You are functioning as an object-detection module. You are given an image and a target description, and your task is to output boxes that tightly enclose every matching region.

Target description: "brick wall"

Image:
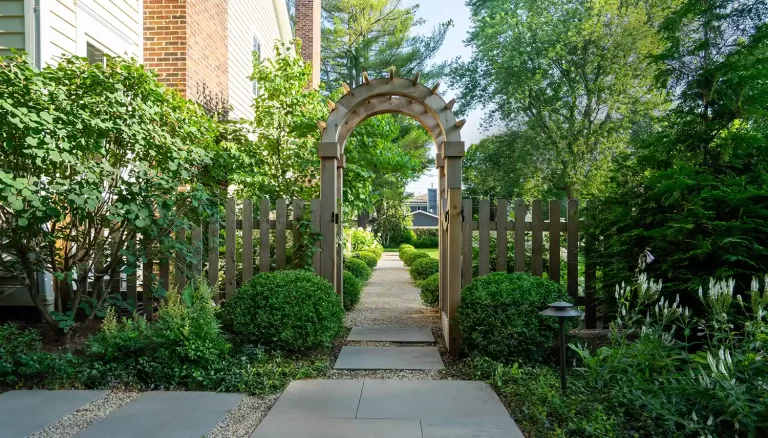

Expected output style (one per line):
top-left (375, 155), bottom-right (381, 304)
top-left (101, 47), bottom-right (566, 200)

top-left (295, 0), bottom-right (320, 88)
top-left (142, 0), bottom-right (228, 102)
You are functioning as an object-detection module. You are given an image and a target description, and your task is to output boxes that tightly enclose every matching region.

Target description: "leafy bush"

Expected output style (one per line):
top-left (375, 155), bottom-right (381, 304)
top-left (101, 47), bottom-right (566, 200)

top-left (214, 352), bottom-right (329, 395)
top-left (342, 271), bottom-right (362, 311)
top-left (221, 270), bottom-right (344, 352)
top-left (403, 250), bottom-right (430, 267)
top-left (410, 257), bottom-right (439, 282)
top-left (349, 228), bottom-right (378, 252)
top-left (398, 245), bottom-right (415, 259)
top-left (367, 245), bottom-right (383, 259)
top-left (418, 273), bottom-right (439, 307)
top-left (458, 272), bottom-right (572, 364)
top-left (0, 323), bottom-right (80, 388)
top-left (87, 282), bottom-right (231, 388)
top-left (344, 257), bottom-right (372, 282)
top-left (352, 251), bottom-right (378, 269)
top-left (413, 237), bottom-right (439, 248)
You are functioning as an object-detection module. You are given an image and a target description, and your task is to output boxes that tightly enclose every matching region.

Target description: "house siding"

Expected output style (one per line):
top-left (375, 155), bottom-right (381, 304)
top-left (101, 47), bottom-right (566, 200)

top-left (227, 0), bottom-right (285, 120)
top-left (0, 0), bottom-right (25, 58)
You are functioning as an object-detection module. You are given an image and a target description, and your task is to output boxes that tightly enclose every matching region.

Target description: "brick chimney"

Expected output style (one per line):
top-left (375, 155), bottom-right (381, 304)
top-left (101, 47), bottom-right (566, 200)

top-left (294, 0), bottom-right (321, 88)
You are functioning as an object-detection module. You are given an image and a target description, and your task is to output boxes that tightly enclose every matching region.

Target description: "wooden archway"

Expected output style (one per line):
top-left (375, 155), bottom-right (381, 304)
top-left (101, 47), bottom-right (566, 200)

top-left (316, 72), bottom-right (465, 352)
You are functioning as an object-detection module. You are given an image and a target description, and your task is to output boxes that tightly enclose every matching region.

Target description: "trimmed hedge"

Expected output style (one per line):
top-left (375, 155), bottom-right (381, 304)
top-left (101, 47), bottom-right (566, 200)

top-left (398, 244), bottom-right (415, 259)
top-left (367, 245), bottom-right (383, 259)
top-left (418, 273), bottom-right (439, 307)
top-left (221, 270), bottom-right (344, 352)
top-left (342, 271), bottom-right (362, 311)
top-left (457, 272), bottom-right (573, 364)
top-left (353, 251), bottom-right (378, 269)
top-left (410, 257), bottom-right (439, 282)
top-left (345, 257), bottom-right (371, 282)
top-left (403, 250), bottom-right (430, 267)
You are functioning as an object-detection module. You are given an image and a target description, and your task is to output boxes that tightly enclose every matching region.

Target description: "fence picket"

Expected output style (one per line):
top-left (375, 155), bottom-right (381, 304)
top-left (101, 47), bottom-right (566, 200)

top-left (549, 200), bottom-right (561, 283)
top-left (225, 197), bottom-right (236, 300)
top-left (207, 222), bottom-right (219, 301)
top-left (293, 200), bottom-right (304, 269)
top-left (142, 259), bottom-right (154, 319)
top-left (478, 199), bottom-right (490, 276)
top-left (276, 199), bottom-right (287, 270)
top-left (514, 199), bottom-right (526, 272)
top-left (461, 199), bottom-right (472, 286)
top-left (159, 257), bottom-right (170, 296)
top-left (191, 225), bottom-right (203, 281)
top-left (175, 228), bottom-right (187, 291)
top-left (242, 199), bottom-right (254, 282)
top-left (260, 198), bottom-right (270, 273)
top-left (531, 200), bottom-right (543, 276)
top-left (310, 199), bottom-right (321, 274)
top-left (496, 199), bottom-right (508, 273)
top-left (567, 199), bottom-right (579, 301)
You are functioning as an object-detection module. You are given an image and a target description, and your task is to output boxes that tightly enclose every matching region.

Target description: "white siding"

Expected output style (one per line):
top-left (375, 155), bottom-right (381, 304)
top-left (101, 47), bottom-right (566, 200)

top-left (0, 0), bottom-right (25, 57)
top-left (228, 0), bottom-right (289, 120)
top-left (39, 0), bottom-right (141, 66)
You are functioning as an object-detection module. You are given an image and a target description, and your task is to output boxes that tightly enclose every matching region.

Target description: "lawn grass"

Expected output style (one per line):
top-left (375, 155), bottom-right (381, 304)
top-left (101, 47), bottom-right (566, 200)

top-left (384, 247), bottom-right (439, 259)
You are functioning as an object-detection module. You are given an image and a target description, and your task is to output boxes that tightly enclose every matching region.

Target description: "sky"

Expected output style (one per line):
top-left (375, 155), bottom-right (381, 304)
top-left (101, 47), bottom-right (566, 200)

top-left (401, 0), bottom-right (489, 196)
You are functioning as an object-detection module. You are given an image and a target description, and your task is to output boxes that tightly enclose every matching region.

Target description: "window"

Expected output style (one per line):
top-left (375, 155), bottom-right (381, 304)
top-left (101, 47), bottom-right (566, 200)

top-left (252, 38), bottom-right (262, 96)
top-left (87, 43), bottom-right (106, 66)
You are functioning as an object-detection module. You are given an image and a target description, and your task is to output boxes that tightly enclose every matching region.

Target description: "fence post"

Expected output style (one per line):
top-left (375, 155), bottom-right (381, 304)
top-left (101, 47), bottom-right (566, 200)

top-left (461, 198), bottom-right (472, 287)
top-left (310, 199), bottom-right (321, 274)
top-left (531, 200), bottom-right (544, 276)
top-left (191, 225), bottom-right (203, 284)
top-left (549, 200), bottom-right (561, 283)
top-left (260, 198), bottom-right (270, 274)
top-left (293, 199), bottom-right (305, 269)
top-left (514, 199), bottom-right (526, 272)
top-left (276, 199), bottom-right (287, 270)
top-left (225, 197), bottom-right (236, 300)
top-left (567, 199), bottom-right (579, 302)
top-left (175, 228), bottom-right (187, 291)
top-left (478, 199), bottom-right (490, 276)
top-left (496, 199), bottom-right (508, 272)
top-left (142, 257), bottom-right (154, 319)
top-left (207, 221), bottom-right (219, 302)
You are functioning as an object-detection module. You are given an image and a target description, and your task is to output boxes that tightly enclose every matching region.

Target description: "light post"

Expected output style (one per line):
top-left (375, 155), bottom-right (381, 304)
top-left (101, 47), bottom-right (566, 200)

top-left (540, 301), bottom-right (583, 392)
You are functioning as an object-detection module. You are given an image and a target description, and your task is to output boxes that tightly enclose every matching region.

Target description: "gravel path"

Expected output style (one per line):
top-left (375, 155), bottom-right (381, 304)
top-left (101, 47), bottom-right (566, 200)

top-left (206, 394), bottom-right (278, 438)
top-left (345, 252), bottom-right (438, 328)
top-left (28, 390), bottom-right (140, 438)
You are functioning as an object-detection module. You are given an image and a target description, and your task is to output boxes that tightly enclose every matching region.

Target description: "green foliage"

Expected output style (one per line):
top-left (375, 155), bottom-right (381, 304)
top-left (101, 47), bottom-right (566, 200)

top-left (86, 282), bottom-right (230, 389)
top-left (342, 271), bottom-right (363, 311)
top-left (0, 323), bottom-right (80, 389)
top-left (418, 273), bottom-right (439, 307)
top-left (402, 250), bottom-right (430, 267)
top-left (371, 194), bottom-right (416, 247)
top-left (213, 353), bottom-right (329, 395)
top-left (221, 270), bottom-right (344, 352)
top-left (0, 53), bottom-right (228, 332)
top-left (344, 257), bottom-right (372, 282)
top-left (349, 228), bottom-right (377, 252)
top-left (352, 251), bottom-right (378, 269)
top-left (458, 273), bottom-right (573, 364)
top-left (398, 243), bottom-right (415, 253)
top-left (454, 0), bottom-right (671, 198)
top-left (409, 257), bottom-right (439, 282)
top-left (412, 229), bottom-right (438, 248)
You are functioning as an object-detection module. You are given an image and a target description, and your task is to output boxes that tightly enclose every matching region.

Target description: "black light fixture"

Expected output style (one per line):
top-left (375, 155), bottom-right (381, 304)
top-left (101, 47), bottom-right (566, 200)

top-left (540, 301), bottom-right (583, 392)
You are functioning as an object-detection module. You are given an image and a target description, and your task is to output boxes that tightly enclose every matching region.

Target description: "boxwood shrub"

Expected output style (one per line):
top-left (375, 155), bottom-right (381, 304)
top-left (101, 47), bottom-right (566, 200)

top-left (457, 272), bottom-right (574, 364)
top-left (344, 257), bottom-right (371, 282)
top-left (403, 250), bottom-right (430, 267)
top-left (353, 251), bottom-right (378, 269)
top-left (418, 273), bottom-right (439, 307)
top-left (410, 257), bottom-right (439, 282)
top-left (342, 271), bottom-right (362, 311)
top-left (221, 270), bottom-right (344, 352)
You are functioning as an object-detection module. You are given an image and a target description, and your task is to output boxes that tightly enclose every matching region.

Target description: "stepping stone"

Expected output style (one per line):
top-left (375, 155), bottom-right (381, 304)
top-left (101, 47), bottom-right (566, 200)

top-left (74, 391), bottom-right (243, 438)
top-left (347, 326), bottom-right (434, 343)
top-left (267, 380), bottom-right (363, 418)
top-left (252, 416), bottom-right (422, 438)
top-left (0, 390), bottom-right (107, 438)
top-left (421, 418), bottom-right (525, 438)
top-left (334, 346), bottom-right (444, 370)
top-left (356, 380), bottom-right (510, 420)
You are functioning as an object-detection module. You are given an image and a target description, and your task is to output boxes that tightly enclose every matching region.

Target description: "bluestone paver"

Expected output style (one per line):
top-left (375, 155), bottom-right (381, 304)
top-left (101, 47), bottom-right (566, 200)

top-left (334, 346), bottom-right (444, 370)
top-left (0, 390), bottom-right (107, 438)
top-left (251, 416), bottom-right (422, 438)
top-left (356, 380), bottom-right (510, 420)
top-left (347, 326), bottom-right (434, 342)
top-left (73, 391), bottom-right (243, 438)
top-left (421, 418), bottom-right (524, 438)
top-left (266, 380), bottom-right (363, 418)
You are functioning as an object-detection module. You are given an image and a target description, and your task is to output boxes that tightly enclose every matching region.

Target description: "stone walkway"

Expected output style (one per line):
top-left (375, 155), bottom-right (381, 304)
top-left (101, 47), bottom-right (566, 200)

top-left (0, 253), bottom-right (523, 437)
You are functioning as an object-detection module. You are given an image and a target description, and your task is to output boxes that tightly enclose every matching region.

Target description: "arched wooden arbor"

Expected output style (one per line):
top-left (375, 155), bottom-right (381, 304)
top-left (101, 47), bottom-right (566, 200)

top-left (316, 72), bottom-right (465, 352)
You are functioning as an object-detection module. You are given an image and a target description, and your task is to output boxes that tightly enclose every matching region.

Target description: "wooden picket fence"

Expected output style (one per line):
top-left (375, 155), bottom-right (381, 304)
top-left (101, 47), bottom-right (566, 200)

top-left (461, 199), bottom-right (597, 328)
top-left (128, 198), bottom-right (320, 318)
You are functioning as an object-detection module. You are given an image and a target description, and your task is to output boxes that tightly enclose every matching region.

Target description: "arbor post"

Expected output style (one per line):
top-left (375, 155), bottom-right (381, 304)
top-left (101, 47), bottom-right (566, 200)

top-left (443, 141), bottom-right (464, 353)
top-left (336, 154), bottom-right (346, 298)
top-left (318, 142), bottom-right (339, 293)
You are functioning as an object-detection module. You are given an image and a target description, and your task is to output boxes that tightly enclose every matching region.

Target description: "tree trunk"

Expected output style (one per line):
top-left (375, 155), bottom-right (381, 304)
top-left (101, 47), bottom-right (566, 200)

top-left (357, 211), bottom-right (369, 228)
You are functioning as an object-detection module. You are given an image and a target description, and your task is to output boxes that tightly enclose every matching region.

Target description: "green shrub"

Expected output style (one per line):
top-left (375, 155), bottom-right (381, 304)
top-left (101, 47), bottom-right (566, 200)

top-left (349, 228), bottom-right (377, 252)
top-left (353, 251), bottom-right (378, 269)
top-left (221, 270), bottom-right (344, 352)
top-left (0, 323), bottom-right (81, 388)
top-left (342, 271), bottom-right (362, 310)
top-left (399, 245), bottom-right (415, 259)
top-left (344, 257), bottom-right (371, 281)
top-left (410, 257), bottom-right (439, 282)
top-left (458, 272), bottom-right (572, 364)
top-left (418, 273), bottom-right (439, 307)
top-left (399, 243), bottom-right (415, 251)
top-left (367, 245), bottom-right (383, 259)
top-left (403, 250), bottom-right (430, 267)
top-left (87, 282), bottom-right (231, 388)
